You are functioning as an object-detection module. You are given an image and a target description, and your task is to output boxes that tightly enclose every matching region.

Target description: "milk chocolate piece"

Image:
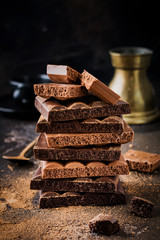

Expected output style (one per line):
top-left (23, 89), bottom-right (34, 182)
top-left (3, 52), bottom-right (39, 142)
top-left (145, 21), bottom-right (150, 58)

top-left (39, 181), bottom-right (126, 208)
top-left (81, 70), bottom-right (120, 104)
top-left (45, 122), bottom-right (133, 148)
top-left (42, 155), bottom-right (129, 179)
top-left (30, 166), bottom-right (119, 192)
top-left (47, 65), bottom-right (81, 83)
top-left (125, 149), bottom-right (160, 172)
top-left (130, 196), bottom-right (154, 218)
top-left (34, 133), bottom-right (121, 161)
top-left (89, 214), bottom-right (120, 236)
top-left (34, 83), bottom-right (87, 100)
top-left (35, 95), bottom-right (131, 123)
top-left (36, 115), bottom-right (124, 134)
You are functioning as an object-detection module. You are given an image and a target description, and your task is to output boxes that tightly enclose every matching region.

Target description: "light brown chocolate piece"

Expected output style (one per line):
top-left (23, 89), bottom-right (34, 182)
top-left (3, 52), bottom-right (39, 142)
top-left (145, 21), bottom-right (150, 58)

top-left (45, 122), bottom-right (133, 148)
top-left (30, 166), bottom-right (119, 192)
top-left (81, 70), bottom-right (120, 104)
top-left (125, 149), bottom-right (160, 172)
top-left (47, 65), bottom-right (81, 83)
top-left (34, 133), bottom-right (121, 161)
top-left (34, 83), bottom-right (87, 100)
top-left (34, 95), bottom-right (131, 123)
top-left (36, 115), bottom-right (124, 134)
top-left (41, 154), bottom-right (129, 179)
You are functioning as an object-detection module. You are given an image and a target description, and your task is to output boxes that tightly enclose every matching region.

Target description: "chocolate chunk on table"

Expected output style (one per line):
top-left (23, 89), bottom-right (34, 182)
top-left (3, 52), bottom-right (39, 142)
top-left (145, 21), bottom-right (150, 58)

top-left (30, 166), bottom-right (119, 192)
top-left (39, 181), bottom-right (126, 208)
top-left (88, 213), bottom-right (120, 236)
top-left (47, 65), bottom-right (81, 83)
top-left (41, 155), bottom-right (129, 179)
top-left (36, 115), bottom-right (124, 134)
top-left (44, 122), bottom-right (133, 148)
top-left (125, 149), bottom-right (160, 172)
top-left (130, 196), bottom-right (154, 218)
top-left (34, 133), bottom-right (121, 161)
top-left (34, 95), bottom-right (131, 123)
top-left (81, 70), bottom-right (120, 104)
top-left (34, 83), bottom-right (87, 100)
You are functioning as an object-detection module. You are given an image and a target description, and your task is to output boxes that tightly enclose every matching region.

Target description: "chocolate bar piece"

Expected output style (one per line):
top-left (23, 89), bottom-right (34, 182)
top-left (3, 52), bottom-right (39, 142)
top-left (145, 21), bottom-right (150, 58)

top-left (30, 166), bottom-right (119, 193)
top-left (34, 133), bottom-right (121, 161)
top-left (130, 196), bottom-right (154, 218)
top-left (36, 115), bottom-right (124, 134)
top-left (41, 155), bottom-right (129, 179)
top-left (45, 122), bottom-right (133, 148)
top-left (88, 214), bottom-right (120, 236)
top-left (35, 95), bottom-right (131, 123)
top-left (125, 149), bottom-right (160, 172)
top-left (39, 181), bottom-right (126, 208)
top-left (47, 65), bottom-right (81, 83)
top-left (34, 83), bottom-right (87, 100)
top-left (81, 70), bottom-right (120, 104)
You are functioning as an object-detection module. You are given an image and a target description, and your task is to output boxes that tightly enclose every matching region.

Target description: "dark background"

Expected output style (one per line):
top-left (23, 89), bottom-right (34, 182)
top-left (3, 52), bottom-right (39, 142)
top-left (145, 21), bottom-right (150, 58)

top-left (0, 0), bottom-right (160, 93)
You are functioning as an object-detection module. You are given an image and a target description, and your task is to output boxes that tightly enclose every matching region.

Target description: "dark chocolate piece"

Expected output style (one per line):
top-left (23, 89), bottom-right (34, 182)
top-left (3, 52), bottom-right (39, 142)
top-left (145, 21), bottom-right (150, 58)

top-left (39, 181), bottom-right (126, 208)
top-left (47, 65), bottom-right (81, 83)
top-left (36, 115), bottom-right (124, 134)
top-left (130, 196), bottom-right (154, 218)
top-left (34, 95), bottom-right (131, 123)
top-left (34, 133), bottom-right (121, 161)
top-left (41, 155), bottom-right (129, 179)
top-left (34, 83), bottom-right (87, 100)
top-left (125, 149), bottom-right (160, 173)
top-left (81, 70), bottom-right (120, 104)
top-left (88, 213), bottom-right (120, 236)
top-left (45, 122), bottom-right (133, 148)
top-left (30, 166), bottom-right (119, 192)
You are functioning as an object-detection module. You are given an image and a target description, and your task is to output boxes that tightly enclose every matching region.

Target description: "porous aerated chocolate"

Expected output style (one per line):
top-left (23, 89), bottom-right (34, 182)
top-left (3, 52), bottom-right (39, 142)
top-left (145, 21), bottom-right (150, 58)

top-left (36, 115), bottom-right (124, 134)
top-left (130, 196), bottom-right (154, 218)
top-left (125, 149), bottom-right (160, 172)
top-left (34, 83), bottom-right (87, 100)
top-left (34, 95), bottom-right (131, 123)
top-left (45, 122), bottom-right (133, 148)
top-left (41, 155), bottom-right (129, 179)
top-left (30, 166), bottom-right (119, 193)
top-left (81, 70), bottom-right (120, 104)
top-left (47, 65), bottom-right (81, 83)
top-left (39, 181), bottom-right (126, 208)
top-left (33, 133), bottom-right (121, 161)
top-left (88, 213), bottom-right (120, 236)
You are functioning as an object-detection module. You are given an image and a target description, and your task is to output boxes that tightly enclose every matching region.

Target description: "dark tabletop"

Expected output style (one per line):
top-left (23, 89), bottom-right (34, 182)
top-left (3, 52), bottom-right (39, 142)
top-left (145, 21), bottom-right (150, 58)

top-left (0, 113), bottom-right (160, 240)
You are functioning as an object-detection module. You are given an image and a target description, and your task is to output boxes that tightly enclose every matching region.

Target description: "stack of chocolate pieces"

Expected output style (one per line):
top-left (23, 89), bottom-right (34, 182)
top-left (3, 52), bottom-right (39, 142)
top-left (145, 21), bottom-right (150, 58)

top-left (30, 65), bottom-right (134, 208)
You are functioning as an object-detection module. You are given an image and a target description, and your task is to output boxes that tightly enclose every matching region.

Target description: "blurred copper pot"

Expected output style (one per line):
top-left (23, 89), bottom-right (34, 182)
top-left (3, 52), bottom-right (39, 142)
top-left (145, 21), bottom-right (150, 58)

top-left (109, 47), bottom-right (159, 124)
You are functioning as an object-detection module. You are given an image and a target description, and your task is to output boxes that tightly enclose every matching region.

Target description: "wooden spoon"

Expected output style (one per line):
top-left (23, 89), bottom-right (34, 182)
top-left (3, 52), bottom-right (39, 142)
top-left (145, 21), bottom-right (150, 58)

top-left (2, 138), bottom-right (37, 161)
